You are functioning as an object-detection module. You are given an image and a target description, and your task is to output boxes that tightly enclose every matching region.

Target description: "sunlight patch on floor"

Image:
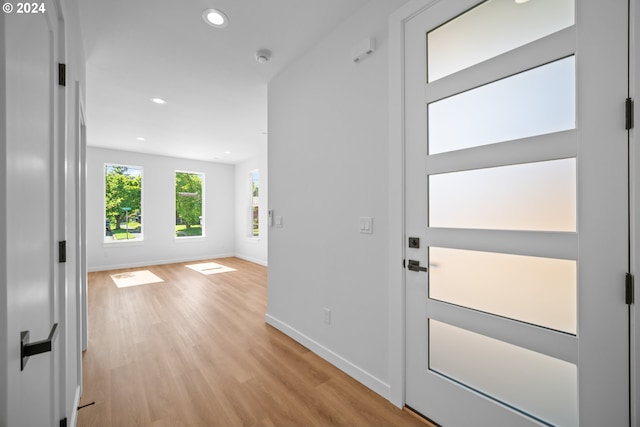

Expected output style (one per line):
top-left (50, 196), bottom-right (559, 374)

top-left (185, 262), bottom-right (237, 275)
top-left (110, 270), bottom-right (164, 288)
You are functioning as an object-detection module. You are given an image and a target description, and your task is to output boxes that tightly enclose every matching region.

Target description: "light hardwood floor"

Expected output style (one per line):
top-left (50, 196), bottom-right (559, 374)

top-left (78, 258), bottom-right (434, 427)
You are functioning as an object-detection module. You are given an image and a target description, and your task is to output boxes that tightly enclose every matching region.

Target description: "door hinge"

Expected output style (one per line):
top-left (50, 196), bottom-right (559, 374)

top-left (58, 63), bottom-right (66, 87)
top-left (625, 98), bottom-right (634, 130)
top-left (626, 273), bottom-right (634, 305)
top-left (60, 417), bottom-right (67, 427)
top-left (58, 240), bottom-right (66, 263)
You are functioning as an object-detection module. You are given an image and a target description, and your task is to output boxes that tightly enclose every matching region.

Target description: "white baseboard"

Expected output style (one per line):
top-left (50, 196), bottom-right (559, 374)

top-left (264, 314), bottom-right (391, 401)
top-left (88, 253), bottom-right (237, 272)
top-left (235, 254), bottom-right (268, 266)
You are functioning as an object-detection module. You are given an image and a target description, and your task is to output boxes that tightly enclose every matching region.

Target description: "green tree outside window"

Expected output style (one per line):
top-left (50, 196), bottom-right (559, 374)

top-left (250, 171), bottom-right (259, 237)
top-left (176, 171), bottom-right (204, 237)
top-left (105, 165), bottom-right (142, 241)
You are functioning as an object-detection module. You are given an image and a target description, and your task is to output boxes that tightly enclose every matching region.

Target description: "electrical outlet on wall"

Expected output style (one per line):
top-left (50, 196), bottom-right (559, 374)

top-left (323, 308), bottom-right (331, 325)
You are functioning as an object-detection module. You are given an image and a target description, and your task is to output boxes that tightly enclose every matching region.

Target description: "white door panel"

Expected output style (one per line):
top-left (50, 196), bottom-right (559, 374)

top-left (3, 1), bottom-right (62, 425)
top-left (404, 0), bottom-right (629, 426)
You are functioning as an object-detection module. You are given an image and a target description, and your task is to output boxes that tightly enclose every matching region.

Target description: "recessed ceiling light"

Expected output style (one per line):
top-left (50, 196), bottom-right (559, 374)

top-left (136, 137), bottom-right (146, 141)
top-left (151, 97), bottom-right (167, 105)
top-left (202, 9), bottom-right (229, 28)
top-left (224, 151), bottom-right (231, 154)
top-left (514, 0), bottom-right (530, 3)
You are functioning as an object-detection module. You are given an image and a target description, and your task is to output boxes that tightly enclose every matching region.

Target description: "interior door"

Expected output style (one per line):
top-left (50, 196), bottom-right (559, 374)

top-left (404, 0), bottom-right (630, 426)
top-left (3, 0), bottom-right (62, 424)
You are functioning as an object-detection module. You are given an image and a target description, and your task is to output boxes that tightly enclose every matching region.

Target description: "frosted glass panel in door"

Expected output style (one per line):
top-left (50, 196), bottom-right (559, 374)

top-left (429, 158), bottom-right (576, 231)
top-left (427, 0), bottom-right (574, 82)
top-left (430, 320), bottom-right (578, 427)
top-left (428, 56), bottom-right (575, 154)
top-left (429, 247), bottom-right (576, 333)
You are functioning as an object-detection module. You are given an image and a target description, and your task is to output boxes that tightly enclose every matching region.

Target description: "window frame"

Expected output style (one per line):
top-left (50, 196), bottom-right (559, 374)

top-left (174, 169), bottom-right (205, 240)
top-left (103, 163), bottom-right (144, 246)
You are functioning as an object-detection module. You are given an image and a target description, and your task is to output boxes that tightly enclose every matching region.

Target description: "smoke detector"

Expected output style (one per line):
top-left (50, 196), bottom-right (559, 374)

top-left (256, 49), bottom-right (271, 64)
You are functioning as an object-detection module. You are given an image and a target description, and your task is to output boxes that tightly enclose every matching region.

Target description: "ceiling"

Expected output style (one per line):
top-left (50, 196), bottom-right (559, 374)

top-left (77, 0), bottom-right (370, 164)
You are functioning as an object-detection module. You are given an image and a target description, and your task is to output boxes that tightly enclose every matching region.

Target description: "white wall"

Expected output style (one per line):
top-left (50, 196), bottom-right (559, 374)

top-left (266, 0), bottom-right (409, 400)
top-left (87, 147), bottom-right (236, 271)
top-left (235, 146), bottom-right (268, 266)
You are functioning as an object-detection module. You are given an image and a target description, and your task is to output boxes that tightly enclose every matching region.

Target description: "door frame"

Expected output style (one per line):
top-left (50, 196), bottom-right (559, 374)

top-left (632, 0), bottom-right (640, 424)
top-left (0, 11), bottom-right (7, 422)
top-left (74, 81), bottom-right (88, 397)
top-left (388, 0), bottom-right (639, 424)
top-left (388, 0), bottom-right (437, 409)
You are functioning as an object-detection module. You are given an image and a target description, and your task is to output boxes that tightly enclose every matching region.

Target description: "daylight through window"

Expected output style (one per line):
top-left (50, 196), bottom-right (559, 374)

top-left (250, 170), bottom-right (259, 237)
top-left (104, 164), bottom-right (143, 243)
top-left (176, 171), bottom-right (204, 238)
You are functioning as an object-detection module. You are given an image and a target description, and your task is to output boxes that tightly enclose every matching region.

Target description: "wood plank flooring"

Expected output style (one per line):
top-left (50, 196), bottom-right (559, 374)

top-left (78, 258), bottom-right (434, 427)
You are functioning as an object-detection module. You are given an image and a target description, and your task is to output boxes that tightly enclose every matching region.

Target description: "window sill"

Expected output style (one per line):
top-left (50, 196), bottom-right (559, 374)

top-left (175, 235), bottom-right (206, 242)
top-left (103, 239), bottom-right (145, 248)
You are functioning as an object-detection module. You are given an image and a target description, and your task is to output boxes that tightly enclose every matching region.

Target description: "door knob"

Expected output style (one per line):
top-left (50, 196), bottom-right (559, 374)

top-left (407, 260), bottom-right (428, 272)
top-left (20, 323), bottom-right (58, 371)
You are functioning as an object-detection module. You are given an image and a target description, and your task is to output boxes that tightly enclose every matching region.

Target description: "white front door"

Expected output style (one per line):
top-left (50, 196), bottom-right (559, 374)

top-left (404, 0), bottom-right (630, 426)
top-left (2, 0), bottom-right (63, 424)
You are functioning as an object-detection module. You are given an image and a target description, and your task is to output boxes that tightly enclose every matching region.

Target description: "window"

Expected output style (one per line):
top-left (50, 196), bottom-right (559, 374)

top-left (175, 171), bottom-right (204, 238)
top-left (249, 170), bottom-right (259, 237)
top-left (104, 164), bottom-right (143, 243)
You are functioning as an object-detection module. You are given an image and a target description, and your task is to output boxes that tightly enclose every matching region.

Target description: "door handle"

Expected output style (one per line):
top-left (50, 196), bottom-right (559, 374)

top-left (407, 260), bottom-right (428, 272)
top-left (20, 323), bottom-right (58, 371)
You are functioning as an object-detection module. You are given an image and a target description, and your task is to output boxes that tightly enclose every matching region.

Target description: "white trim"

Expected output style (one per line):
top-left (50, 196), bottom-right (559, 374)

top-left (0, 9), bottom-right (8, 423)
top-left (264, 314), bottom-right (391, 400)
top-left (68, 385), bottom-right (80, 427)
top-left (53, 0), bottom-right (66, 420)
top-left (388, 0), bottom-right (410, 410)
top-left (87, 253), bottom-right (236, 272)
top-left (631, 1), bottom-right (639, 425)
top-left (74, 82), bottom-right (88, 407)
top-left (102, 239), bottom-right (145, 247)
top-left (235, 254), bottom-right (268, 267)
top-left (174, 235), bottom-right (206, 242)
top-left (388, 0), bottom-right (445, 410)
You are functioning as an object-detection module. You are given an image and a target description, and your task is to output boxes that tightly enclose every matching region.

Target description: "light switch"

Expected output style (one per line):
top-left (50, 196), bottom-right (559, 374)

top-left (359, 217), bottom-right (373, 234)
top-left (275, 215), bottom-right (283, 228)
